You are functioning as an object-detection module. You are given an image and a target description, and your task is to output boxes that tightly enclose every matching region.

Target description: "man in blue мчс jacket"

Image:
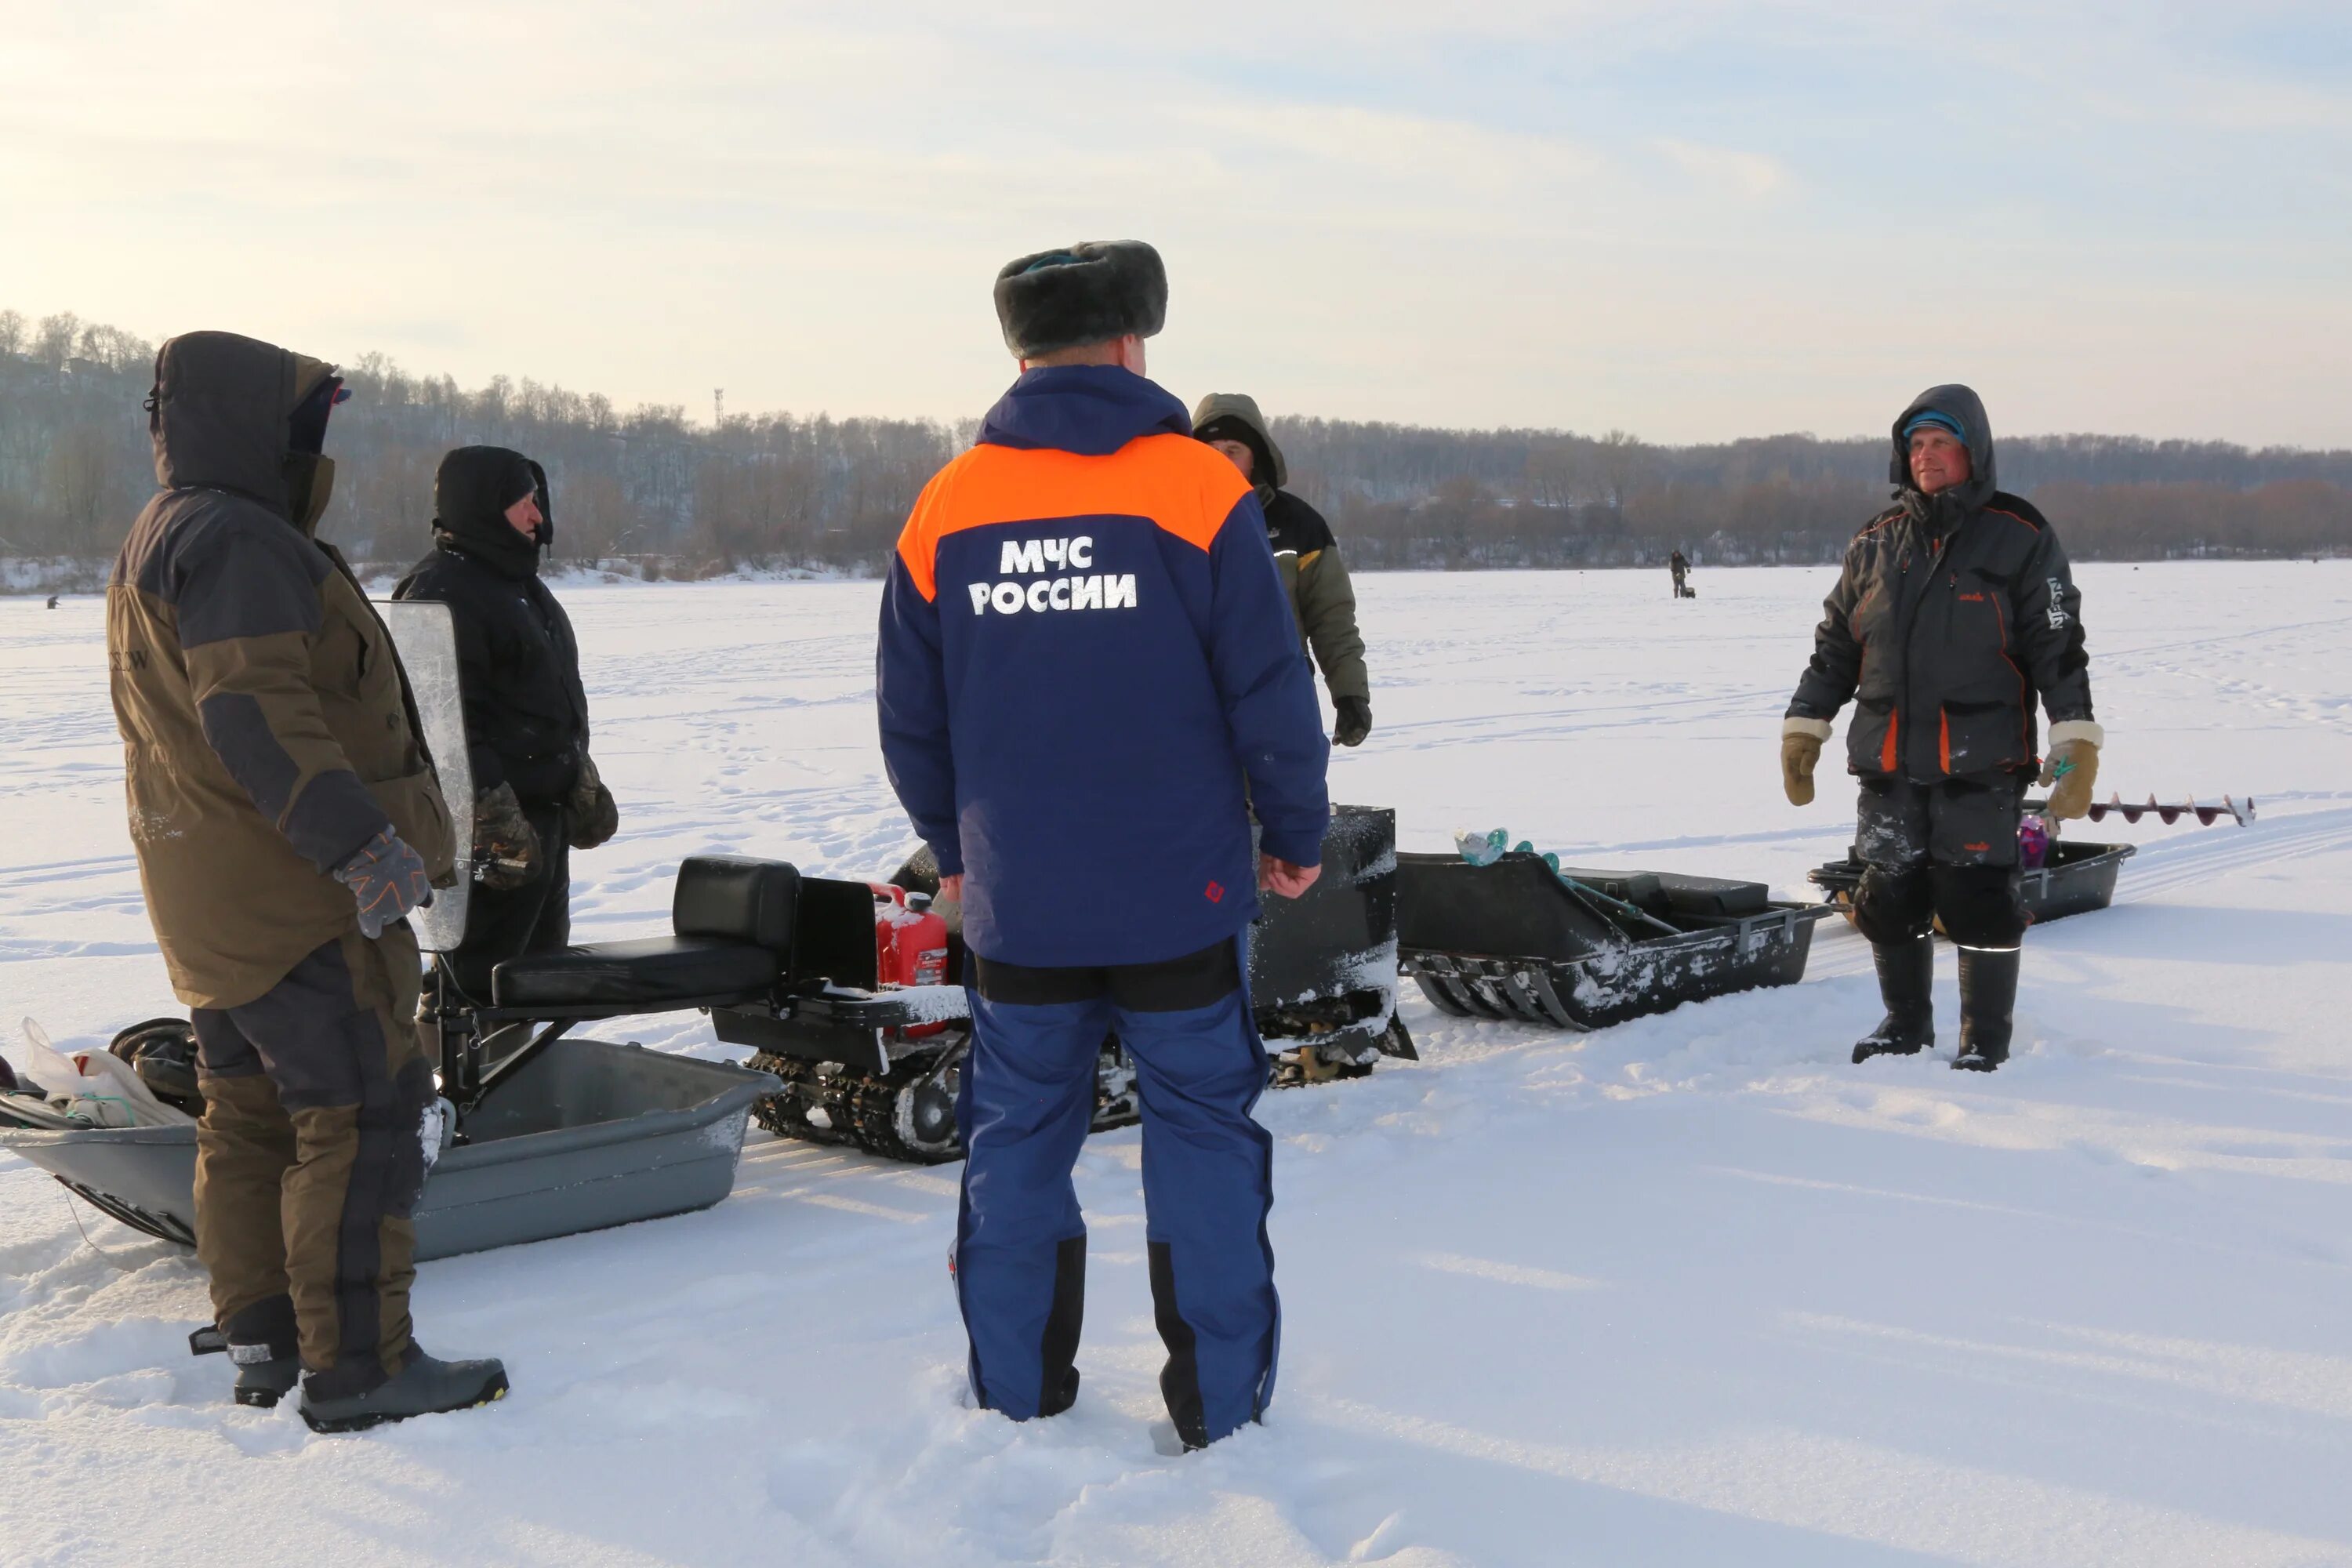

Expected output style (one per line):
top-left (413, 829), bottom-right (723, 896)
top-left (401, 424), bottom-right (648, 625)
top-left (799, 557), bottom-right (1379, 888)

top-left (876, 241), bottom-right (1330, 1449)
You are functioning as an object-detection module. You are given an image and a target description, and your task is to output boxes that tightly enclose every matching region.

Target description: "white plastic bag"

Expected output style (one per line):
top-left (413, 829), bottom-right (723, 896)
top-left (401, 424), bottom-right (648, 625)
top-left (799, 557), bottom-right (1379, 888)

top-left (5, 1018), bottom-right (198, 1128)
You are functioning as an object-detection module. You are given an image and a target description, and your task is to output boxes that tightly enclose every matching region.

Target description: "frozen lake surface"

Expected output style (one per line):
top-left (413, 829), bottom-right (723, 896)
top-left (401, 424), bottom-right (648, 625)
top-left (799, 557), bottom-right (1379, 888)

top-left (4, 561), bottom-right (2350, 1566)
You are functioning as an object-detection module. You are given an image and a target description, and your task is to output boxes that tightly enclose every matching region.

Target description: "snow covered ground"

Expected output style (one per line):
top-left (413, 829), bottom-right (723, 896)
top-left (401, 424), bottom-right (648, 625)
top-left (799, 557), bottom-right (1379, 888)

top-left (5, 562), bottom-right (2351, 1567)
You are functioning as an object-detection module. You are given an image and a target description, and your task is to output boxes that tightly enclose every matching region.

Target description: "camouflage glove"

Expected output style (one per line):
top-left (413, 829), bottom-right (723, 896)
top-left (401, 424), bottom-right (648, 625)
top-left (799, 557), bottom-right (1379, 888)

top-left (2039, 721), bottom-right (2103, 821)
top-left (472, 782), bottom-right (540, 891)
top-left (334, 828), bottom-right (434, 939)
top-left (567, 753), bottom-right (619, 850)
top-left (1333, 696), bottom-right (1373, 749)
top-left (1781, 717), bottom-right (1832, 807)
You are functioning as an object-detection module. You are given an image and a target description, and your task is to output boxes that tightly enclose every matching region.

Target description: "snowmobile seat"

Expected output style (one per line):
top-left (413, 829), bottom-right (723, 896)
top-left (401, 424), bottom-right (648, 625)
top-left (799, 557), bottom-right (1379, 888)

top-left (489, 855), bottom-right (804, 1013)
top-left (490, 937), bottom-right (780, 1011)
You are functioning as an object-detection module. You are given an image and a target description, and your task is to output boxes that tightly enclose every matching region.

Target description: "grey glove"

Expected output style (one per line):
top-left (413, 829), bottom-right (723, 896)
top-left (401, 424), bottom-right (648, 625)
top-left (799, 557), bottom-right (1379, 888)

top-left (567, 753), bottom-right (619, 851)
top-left (472, 782), bottom-right (541, 891)
top-left (334, 828), bottom-right (434, 938)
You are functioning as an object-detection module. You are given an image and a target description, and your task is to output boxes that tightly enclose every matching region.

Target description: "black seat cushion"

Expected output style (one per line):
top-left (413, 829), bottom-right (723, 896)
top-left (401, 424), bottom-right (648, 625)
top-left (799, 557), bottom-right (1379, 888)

top-left (492, 936), bottom-right (779, 1011)
top-left (1651, 873), bottom-right (1769, 918)
top-left (673, 856), bottom-right (800, 950)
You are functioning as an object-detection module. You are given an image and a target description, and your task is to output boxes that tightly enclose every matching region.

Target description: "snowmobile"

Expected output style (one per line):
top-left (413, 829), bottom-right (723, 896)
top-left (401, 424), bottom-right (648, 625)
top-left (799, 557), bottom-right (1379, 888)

top-left (1396, 843), bottom-right (1836, 1029)
top-left (725, 804), bottom-right (1414, 1163)
top-left (1, 601), bottom-right (782, 1259)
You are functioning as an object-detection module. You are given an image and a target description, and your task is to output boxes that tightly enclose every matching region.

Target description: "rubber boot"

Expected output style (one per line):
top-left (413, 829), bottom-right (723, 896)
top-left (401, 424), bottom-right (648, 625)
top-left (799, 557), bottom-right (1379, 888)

top-left (299, 1349), bottom-right (510, 1434)
top-left (200, 1294), bottom-right (303, 1409)
top-left (1853, 935), bottom-right (1936, 1064)
top-left (1952, 946), bottom-right (2020, 1072)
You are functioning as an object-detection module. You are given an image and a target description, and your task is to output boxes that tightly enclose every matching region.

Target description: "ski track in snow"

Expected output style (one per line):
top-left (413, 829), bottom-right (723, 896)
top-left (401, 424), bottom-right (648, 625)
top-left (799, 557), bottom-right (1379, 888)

top-left (5, 563), bottom-right (2352, 1567)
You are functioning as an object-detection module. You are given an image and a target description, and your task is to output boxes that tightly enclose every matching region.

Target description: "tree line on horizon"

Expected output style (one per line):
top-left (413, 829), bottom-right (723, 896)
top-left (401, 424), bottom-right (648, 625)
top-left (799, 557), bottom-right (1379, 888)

top-left (4, 308), bottom-right (2347, 583)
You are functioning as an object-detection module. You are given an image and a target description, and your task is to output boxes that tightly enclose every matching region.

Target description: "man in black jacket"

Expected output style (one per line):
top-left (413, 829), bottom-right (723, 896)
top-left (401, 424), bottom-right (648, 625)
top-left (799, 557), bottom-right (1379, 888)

top-left (1780, 386), bottom-right (2101, 1072)
top-left (393, 447), bottom-right (617, 1000)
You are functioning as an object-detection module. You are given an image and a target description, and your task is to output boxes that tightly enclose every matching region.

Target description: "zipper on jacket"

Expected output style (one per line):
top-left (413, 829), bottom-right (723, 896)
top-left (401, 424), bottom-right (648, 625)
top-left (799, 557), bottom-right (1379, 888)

top-left (1895, 521), bottom-right (1953, 780)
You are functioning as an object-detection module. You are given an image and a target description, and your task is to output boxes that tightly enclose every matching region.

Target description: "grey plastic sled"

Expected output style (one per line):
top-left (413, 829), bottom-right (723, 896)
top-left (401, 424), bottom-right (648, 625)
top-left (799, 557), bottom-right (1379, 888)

top-left (1396, 853), bottom-right (1837, 1030)
top-left (0, 1041), bottom-right (778, 1259)
top-left (0, 599), bottom-right (776, 1257)
top-left (1806, 839), bottom-right (2137, 928)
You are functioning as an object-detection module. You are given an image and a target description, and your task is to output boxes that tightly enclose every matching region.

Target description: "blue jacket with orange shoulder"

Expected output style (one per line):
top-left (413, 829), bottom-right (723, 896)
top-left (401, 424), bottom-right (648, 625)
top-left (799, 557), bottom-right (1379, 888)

top-left (877, 365), bottom-right (1331, 967)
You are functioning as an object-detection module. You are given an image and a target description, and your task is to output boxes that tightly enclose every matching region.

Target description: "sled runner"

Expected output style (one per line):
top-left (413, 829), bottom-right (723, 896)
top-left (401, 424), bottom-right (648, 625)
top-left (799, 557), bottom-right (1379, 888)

top-left (1396, 852), bottom-right (1835, 1029)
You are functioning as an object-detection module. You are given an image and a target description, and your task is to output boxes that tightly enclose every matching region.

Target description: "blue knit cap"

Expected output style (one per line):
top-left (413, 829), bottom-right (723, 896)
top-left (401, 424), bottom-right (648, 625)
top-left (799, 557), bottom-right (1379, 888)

top-left (1904, 410), bottom-right (1965, 442)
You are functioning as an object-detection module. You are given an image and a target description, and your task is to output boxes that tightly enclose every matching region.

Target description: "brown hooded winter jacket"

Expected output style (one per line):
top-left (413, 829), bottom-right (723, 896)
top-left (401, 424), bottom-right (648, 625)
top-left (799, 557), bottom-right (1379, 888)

top-left (108, 332), bottom-right (456, 1008)
top-left (1190, 393), bottom-right (1370, 704)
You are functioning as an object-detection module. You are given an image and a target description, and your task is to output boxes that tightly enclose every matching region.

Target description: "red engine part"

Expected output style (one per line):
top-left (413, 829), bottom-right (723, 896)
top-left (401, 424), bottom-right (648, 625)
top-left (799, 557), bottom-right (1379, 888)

top-left (870, 883), bottom-right (951, 1036)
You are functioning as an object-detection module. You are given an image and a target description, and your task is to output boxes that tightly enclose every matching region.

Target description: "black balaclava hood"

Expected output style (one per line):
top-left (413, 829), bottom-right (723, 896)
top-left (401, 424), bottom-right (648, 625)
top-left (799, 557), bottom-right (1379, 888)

top-left (147, 331), bottom-right (342, 532)
top-left (1890, 383), bottom-right (1997, 522)
top-left (433, 445), bottom-right (548, 578)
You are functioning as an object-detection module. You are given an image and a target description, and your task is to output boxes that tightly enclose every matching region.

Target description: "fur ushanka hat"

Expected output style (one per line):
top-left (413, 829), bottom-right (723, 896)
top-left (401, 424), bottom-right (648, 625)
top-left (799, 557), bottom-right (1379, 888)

top-left (993, 241), bottom-right (1167, 358)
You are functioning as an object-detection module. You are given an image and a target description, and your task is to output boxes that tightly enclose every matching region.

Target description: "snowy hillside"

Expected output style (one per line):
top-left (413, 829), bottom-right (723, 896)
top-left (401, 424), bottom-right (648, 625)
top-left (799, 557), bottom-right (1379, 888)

top-left (5, 563), bottom-right (2350, 1567)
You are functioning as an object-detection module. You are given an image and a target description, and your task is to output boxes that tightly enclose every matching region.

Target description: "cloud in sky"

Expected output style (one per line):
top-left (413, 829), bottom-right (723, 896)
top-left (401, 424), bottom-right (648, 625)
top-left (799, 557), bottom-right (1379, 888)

top-left (3, 0), bottom-right (2347, 445)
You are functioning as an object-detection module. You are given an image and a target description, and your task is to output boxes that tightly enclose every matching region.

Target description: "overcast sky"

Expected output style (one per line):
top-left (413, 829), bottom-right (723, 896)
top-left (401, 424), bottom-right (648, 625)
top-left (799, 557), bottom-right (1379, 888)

top-left (6, 2), bottom-right (2347, 446)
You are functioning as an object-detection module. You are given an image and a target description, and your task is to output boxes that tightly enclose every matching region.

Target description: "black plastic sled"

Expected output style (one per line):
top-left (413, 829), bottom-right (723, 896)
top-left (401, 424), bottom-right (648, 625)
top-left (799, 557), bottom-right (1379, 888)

top-left (1396, 853), bottom-right (1836, 1030)
top-left (725, 805), bottom-right (1414, 1163)
top-left (1806, 839), bottom-right (2136, 928)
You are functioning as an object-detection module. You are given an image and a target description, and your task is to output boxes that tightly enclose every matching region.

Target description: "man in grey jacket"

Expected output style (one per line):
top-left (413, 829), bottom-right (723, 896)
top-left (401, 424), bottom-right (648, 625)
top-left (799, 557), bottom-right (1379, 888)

top-left (1780, 385), bottom-right (2101, 1072)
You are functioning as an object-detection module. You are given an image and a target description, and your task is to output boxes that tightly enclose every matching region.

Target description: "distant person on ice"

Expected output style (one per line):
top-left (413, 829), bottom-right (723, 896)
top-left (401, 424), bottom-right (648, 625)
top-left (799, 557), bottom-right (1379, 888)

top-left (392, 448), bottom-right (618, 1005)
top-left (1669, 549), bottom-right (1690, 597)
top-left (877, 241), bottom-right (1330, 1448)
top-left (106, 332), bottom-right (506, 1429)
top-left (1192, 394), bottom-right (1374, 748)
top-left (1780, 385), bottom-right (2100, 1071)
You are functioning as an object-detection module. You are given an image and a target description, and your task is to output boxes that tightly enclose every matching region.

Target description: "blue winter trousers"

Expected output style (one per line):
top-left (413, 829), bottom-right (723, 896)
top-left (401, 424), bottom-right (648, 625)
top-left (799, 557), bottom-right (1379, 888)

top-left (953, 936), bottom-right (1277, 1448)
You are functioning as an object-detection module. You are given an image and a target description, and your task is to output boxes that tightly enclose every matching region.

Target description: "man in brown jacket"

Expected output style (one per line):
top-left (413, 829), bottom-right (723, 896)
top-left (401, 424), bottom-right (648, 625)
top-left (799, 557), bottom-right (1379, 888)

top-left (108, 331), bottom-right (506, 1432)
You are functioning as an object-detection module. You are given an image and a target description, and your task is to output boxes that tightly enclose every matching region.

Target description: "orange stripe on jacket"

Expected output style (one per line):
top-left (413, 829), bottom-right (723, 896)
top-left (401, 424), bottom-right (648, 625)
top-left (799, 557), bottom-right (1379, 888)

top-left (895, 434), bottom-right (1251, 604)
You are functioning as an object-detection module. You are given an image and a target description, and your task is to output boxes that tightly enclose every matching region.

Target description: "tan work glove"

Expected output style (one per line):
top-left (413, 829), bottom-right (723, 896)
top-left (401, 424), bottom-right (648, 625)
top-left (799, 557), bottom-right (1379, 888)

top-left (2039, 720), bottom-right (2103, 820)
top-left (568, 753), bottom-right (620, 850)
top-left (1781, 717), bottom-right (1833, 806)
top-left (473, 782), bottom-right (541, 891)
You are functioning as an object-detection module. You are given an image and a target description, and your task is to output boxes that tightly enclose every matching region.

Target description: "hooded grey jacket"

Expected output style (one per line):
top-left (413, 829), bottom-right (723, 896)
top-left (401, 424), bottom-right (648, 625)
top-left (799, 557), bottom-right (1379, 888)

top-left (1788, 384), bottom-right (2094, 782)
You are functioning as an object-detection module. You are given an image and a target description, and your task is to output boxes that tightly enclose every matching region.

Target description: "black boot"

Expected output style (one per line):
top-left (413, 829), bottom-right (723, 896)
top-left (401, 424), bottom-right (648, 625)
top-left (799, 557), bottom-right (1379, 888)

top-left (1952, 946), bottom-right (2020, 1072)
top-left (1853, 935), bottom-right (1936, 1063)
top-left (299, 1348), bottom-right (510, 1434)
top-left (192, 1294), bottom-right (303, 1408)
